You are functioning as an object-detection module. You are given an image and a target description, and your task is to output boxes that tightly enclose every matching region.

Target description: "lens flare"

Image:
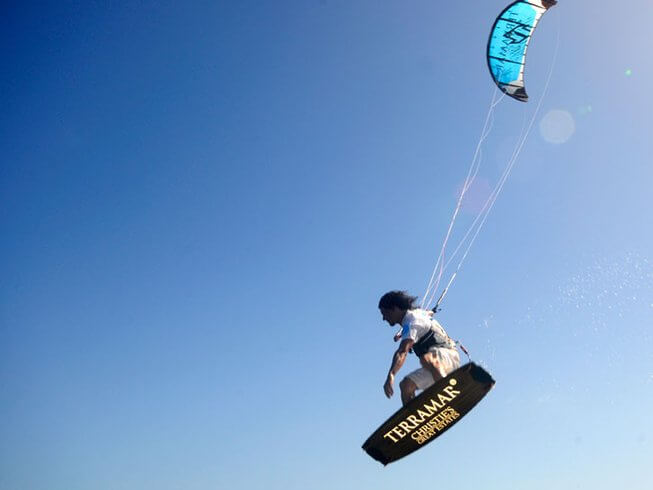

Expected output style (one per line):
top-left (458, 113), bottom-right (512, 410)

top-left (539, 109), bottom-right (575, 144)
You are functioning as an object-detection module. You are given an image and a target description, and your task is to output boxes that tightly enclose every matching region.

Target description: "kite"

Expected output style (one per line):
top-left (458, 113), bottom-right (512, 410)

top-left (487, 0), bottom-right (558, 102)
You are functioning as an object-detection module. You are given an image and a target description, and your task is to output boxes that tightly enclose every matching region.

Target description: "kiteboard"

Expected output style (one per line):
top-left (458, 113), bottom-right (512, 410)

top-left (362, 362), bottom-right (495, 465)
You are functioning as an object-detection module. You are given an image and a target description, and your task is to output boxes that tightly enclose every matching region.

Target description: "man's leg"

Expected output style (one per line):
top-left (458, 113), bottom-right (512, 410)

top-left (399, 377), bottom-right (418, 406)
top-left (420, 352), bottom-right (447, 382)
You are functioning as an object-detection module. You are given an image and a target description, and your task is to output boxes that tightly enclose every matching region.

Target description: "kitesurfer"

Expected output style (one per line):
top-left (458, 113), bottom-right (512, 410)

top-left (379, 291), bottom-right (460, 406)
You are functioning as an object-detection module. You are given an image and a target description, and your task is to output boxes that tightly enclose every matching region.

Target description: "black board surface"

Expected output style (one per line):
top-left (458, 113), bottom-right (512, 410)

top-left (362, 362), bottom-right (495, 465)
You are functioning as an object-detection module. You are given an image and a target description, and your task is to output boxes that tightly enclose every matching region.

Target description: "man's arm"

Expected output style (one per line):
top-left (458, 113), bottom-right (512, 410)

top-left (384, 338), bottom-right (414, 398)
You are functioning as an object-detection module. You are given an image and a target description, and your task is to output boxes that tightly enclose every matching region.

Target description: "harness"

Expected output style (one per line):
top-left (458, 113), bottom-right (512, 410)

top-left (412, 329), bottom-right (452, 357)
top-left (398, 310), bottom-right (471, 361)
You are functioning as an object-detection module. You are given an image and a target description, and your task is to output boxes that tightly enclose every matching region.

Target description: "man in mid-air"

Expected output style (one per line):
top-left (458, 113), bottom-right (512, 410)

top-left (379, 290), bottom-right (460, 405)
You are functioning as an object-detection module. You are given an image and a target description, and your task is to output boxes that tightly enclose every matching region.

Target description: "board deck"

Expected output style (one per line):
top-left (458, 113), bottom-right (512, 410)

top-left (362, 362), bottom-right (495, 465)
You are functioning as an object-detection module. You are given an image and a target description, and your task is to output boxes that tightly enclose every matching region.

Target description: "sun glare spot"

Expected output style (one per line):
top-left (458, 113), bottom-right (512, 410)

top-left (540, 109), bottom-right (575, 144)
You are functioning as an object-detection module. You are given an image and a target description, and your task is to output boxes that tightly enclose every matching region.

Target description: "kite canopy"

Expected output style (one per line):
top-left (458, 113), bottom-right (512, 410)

top-left (487, 0), bottom-right (557, 102)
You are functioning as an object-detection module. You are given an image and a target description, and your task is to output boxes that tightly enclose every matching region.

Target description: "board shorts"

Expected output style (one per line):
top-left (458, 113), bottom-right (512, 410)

top-left (405, 346), bottom-right (461, 390)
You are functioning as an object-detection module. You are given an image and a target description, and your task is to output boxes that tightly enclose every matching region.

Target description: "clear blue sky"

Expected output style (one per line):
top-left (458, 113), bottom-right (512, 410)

top-left (2, 1), bottom-right (652, 489)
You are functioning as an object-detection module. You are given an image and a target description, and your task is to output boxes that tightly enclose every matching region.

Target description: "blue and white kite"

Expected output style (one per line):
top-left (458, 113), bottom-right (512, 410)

top-left (487, 0), bottom-right (557, 102)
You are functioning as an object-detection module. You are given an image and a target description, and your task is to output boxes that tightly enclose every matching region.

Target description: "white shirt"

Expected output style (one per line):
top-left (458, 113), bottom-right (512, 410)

top-left (400, 308), bottom-right (454, 348)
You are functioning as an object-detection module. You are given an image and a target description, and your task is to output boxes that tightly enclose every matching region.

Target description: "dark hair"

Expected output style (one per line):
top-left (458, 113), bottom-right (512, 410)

top-left (378, 290), bottom-right (418, 310)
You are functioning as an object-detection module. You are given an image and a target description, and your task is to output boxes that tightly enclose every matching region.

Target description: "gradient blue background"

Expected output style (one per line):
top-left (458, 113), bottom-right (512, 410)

top-left (2, 1), bottom-right (652, 489)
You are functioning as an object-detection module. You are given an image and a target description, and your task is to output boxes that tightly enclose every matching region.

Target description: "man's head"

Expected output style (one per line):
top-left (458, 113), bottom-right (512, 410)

top-left (378, 290), bottom-right (417, 326)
